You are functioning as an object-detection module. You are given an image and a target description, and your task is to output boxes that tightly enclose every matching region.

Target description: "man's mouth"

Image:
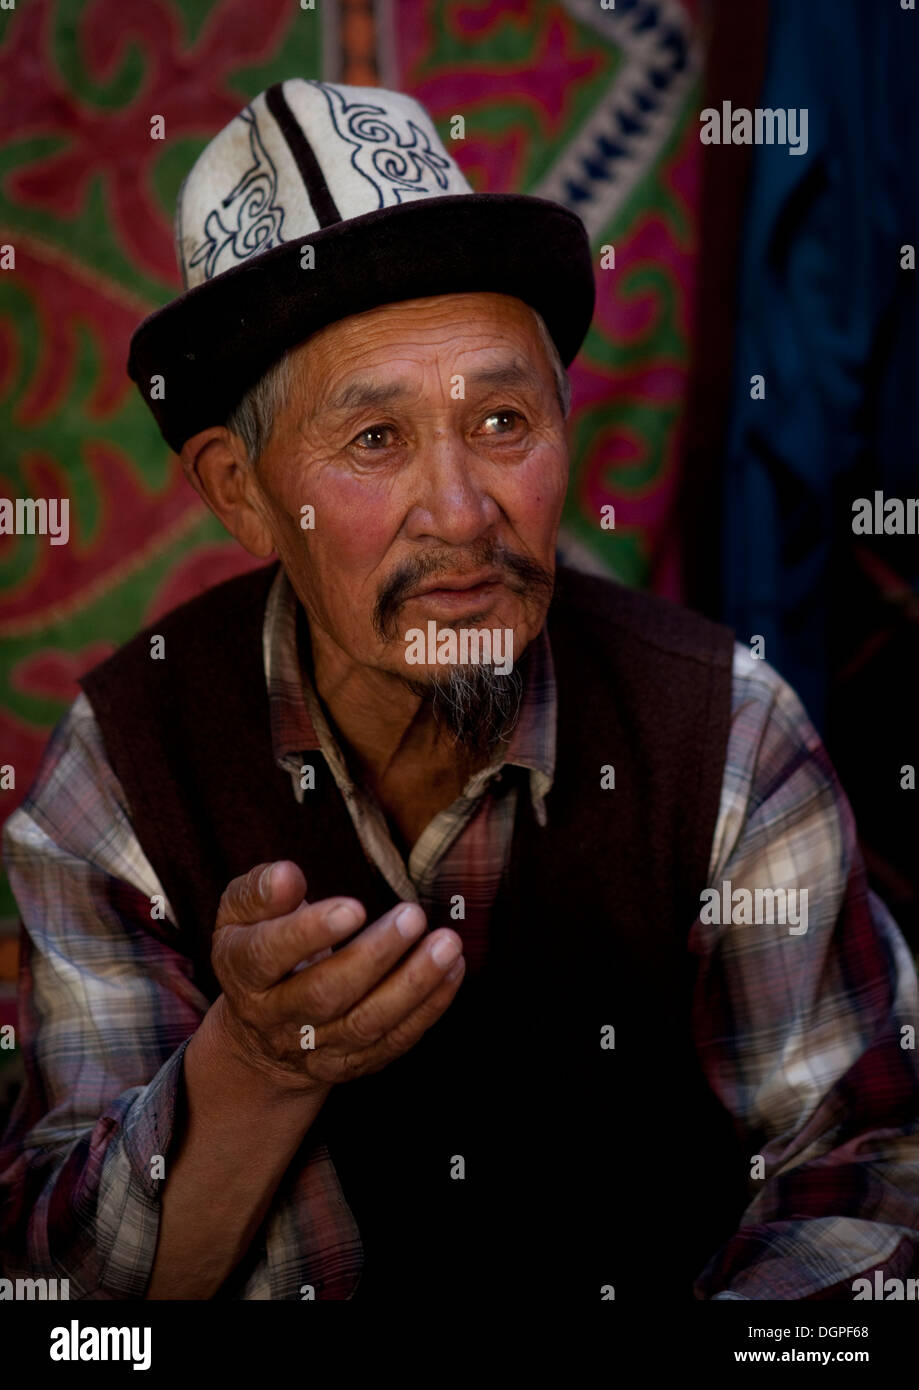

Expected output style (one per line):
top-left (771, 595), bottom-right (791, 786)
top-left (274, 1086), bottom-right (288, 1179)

top-left (407, 572), bottom-right (504, 615)
top-left (410, 570), bottom-right (503, 598)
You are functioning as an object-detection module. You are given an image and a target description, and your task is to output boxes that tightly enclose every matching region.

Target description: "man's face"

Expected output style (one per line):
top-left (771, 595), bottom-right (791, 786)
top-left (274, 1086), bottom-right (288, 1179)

top-left (249, 291), bottom-right (568, 697)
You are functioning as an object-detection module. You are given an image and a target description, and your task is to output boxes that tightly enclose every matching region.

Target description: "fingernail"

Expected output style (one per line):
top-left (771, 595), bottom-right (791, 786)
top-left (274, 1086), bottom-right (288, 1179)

top-left (445, 958), bottom-right (465, 982)
top-left (259, 864), bottom-right (275, 895)
top-left (430, 934), bottom-right (461, 968)
top-left (327, 903), bottom-right (361, 932)
top-left (395, 904), bottom-right (425, 938)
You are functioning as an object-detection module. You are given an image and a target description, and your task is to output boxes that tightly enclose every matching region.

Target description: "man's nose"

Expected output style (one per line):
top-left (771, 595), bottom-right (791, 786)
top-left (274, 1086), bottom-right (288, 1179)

top-left (405, 433), bottom-right (501, 544)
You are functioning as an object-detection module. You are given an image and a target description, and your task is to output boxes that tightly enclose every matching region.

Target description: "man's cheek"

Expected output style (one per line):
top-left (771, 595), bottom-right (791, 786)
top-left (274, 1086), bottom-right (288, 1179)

top-left (518, 447), bottom-right (567, 512)
top-left (325, 519), bottom-right (389, 570)
top-left (318, 475), bottom-right (397, 541)
top-left (509, 484), bottom-right (566, 544)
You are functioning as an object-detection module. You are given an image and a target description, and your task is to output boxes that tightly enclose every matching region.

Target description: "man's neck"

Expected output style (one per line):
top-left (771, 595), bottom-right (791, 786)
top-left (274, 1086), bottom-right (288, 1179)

top-left (299, 613), bottom-right (496, 842)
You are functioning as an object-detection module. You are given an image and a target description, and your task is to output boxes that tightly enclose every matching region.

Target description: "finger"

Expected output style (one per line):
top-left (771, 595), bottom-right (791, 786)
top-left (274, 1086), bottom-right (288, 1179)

top-left (215, 860), bottom-right (306, 930)
top-left (215, 893), bottom-right (368, 993)
top-left (266, 900), bottom-right (431, 1026)
top-left (310, 923), bottom-right (465, 1046)
top-left (334, 952), bottom-right (466, 1076)
top-left (291, 945), bottom-right (333, 974)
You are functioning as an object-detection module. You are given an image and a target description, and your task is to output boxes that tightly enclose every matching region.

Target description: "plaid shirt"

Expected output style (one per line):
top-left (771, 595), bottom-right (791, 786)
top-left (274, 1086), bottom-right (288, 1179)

top-left (2, 564), bottom-right (919, 1300)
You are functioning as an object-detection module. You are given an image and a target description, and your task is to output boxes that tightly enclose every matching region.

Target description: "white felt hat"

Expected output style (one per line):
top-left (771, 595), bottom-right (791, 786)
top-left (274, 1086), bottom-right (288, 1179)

top-left (128, 78), bottom-right (595, 452)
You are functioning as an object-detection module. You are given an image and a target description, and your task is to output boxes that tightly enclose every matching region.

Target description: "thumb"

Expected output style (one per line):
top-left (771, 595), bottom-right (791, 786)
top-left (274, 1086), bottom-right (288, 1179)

top-left (215, 860), bottom-right (306, 930)
top-left (257, 859), bottom-right (306, 909)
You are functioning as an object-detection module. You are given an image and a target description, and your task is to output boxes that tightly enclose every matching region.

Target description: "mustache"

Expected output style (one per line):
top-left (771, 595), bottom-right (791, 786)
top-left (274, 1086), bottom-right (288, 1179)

top-left (372, 544), bottom-right (555, 641)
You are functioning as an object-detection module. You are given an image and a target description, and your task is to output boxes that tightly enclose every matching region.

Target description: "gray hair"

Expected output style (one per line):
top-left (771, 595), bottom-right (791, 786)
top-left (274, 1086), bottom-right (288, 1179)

top-left (225, 303), bottom-right (571, 465)
top-left (225, 351), bottom-right (295, 467)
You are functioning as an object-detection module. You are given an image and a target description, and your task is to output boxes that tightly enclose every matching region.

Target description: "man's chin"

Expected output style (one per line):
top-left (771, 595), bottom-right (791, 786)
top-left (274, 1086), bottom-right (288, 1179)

top-left (399, 660), bottom-right (525, 760)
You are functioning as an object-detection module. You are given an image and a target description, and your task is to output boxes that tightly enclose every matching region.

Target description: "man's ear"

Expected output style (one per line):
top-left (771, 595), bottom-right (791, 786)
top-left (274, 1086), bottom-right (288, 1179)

top-left (179, 426), bottom-right (276, 559)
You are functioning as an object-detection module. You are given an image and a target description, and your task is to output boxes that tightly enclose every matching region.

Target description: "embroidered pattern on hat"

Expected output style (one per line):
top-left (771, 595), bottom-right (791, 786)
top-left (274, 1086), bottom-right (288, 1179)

top-left (188, 108), bottom-right (285, 282)
top-left (314, 81), bottom-right (453, 207)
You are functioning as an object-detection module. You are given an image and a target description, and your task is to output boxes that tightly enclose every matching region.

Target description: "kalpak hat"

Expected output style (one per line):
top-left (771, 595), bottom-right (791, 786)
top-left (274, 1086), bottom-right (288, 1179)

top-left (127, 79), bottom-right (596, 454)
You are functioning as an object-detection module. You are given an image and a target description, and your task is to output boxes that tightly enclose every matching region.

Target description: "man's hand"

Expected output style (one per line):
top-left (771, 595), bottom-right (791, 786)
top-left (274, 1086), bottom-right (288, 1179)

top-left (210, 859), bottom-right (465, 1096)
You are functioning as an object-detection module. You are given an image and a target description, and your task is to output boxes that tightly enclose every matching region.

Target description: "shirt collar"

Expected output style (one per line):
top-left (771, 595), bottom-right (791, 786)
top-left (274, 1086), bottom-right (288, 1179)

top-left (264, 562), bottom-right (556, 821)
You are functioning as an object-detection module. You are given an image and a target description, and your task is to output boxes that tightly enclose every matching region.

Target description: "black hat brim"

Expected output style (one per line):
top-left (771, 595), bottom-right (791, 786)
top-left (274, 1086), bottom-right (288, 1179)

top-left (127, 192), bottom-right (596, 454)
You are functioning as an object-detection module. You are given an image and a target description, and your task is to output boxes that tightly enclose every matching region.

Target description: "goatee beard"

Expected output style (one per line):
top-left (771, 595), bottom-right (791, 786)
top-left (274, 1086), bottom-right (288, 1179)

top-left (374, 541), bottom-right (552, 760)
top-left (404, 658), bottom-right (525, 762)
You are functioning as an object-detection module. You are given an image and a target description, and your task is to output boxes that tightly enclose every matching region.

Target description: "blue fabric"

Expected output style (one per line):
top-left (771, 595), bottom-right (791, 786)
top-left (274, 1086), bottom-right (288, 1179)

top-left (721, 0), bottom-right (919, 733)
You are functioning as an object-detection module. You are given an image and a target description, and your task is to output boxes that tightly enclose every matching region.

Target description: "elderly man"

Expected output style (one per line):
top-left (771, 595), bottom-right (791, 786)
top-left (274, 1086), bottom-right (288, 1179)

top-left (2, 79), bottom-right (919, 1305)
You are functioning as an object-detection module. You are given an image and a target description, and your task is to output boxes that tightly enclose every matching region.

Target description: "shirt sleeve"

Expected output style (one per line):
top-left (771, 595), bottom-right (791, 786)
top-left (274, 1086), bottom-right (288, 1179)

top-left (0, 693), bottom-right (210, 1298)
top-left (693, 645), bottom-right (919, 1300)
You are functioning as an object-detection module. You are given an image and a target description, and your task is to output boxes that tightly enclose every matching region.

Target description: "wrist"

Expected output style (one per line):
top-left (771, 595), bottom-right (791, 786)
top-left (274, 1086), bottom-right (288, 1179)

top-left (199, 994), bottom-right (332, 1107)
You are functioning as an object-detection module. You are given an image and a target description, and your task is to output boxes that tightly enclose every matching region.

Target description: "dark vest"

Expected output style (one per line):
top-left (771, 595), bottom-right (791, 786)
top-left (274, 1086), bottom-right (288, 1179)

top-left (79, 561), bottom-right (749, 1303)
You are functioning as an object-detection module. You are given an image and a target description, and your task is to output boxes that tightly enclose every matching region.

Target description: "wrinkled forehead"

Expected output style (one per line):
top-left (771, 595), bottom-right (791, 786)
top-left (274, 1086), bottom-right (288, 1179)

top-left (288, 291), bottom-right (552, 394)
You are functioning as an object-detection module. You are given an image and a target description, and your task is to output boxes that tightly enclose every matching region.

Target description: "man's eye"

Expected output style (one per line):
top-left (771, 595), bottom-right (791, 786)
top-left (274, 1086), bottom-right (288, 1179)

top-left (352, 425), bottom-right (397, 449)
top-left (481, 410), bottom-right (524, 434)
